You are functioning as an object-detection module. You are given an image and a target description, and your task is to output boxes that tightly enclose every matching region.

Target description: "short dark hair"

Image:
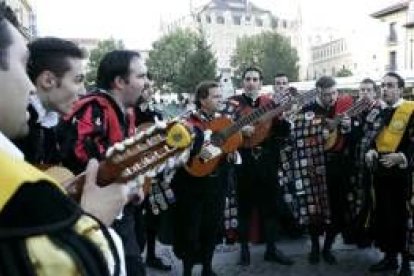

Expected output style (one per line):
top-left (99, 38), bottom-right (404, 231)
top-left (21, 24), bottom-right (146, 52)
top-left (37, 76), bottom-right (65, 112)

top-left (361, 78), bottom-right (378, 92)
top-left (316, 76), bottom-right (336, 90)
top-left (384, 72), bottom-right (405, 88)
top-left (275, 73), bottom-right (287, 79)
top-left (0, 2), bottom-right (19, 70)
top-left (241, 66), bottom-right (263, 80)
top-left (194, 80), bottom-right (219, 109)
top-left (27, 37), bottom-right (85, 83)
top-left (96, 50), bottom-right (141, 90)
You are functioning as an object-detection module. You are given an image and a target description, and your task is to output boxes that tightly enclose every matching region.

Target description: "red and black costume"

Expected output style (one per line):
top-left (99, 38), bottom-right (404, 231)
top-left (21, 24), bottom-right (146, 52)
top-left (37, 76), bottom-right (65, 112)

top-left (170, 110), bottom-right (229, 276)
top-left (58, 90), bottom-right (145, 276)
top-left (225, 93), bottom-right (293, 265)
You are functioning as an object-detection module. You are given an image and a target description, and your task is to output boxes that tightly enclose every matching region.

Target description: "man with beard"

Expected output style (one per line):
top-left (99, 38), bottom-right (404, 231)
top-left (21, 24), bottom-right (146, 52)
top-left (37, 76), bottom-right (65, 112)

top-left (59, 50), bottom-right (149, 276)
top-left (301, 76), bottom-right (353, 265)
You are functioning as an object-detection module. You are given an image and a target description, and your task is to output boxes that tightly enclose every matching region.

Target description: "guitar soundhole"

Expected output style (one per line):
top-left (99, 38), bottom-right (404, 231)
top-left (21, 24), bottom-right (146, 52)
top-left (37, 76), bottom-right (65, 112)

top-left (211, 133), bottom-right (225, 147)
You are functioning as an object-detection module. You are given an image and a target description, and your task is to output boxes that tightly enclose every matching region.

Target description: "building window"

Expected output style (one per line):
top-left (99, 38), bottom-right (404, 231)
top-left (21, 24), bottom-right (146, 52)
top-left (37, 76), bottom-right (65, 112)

top-left (271, 18), bottom-right (278, 29)
top-left (206, 15), bottom-right (211, 23)
top-left (255, 18), bottom-right (263, 27)
top-left (245, 15), bottom-right (251, 21)
top-left (389, 22), bottom-right (397, 43)
top-left (233, 15), bottom-right (241, 25)
top-left (389, 51), bottom-right (397, 71)
top-left (196, 15), bottom-right (201, 22)
top-left (282, 20), bottom-right (287, 28)
top-left (217, 15), bottom-right (225, 24)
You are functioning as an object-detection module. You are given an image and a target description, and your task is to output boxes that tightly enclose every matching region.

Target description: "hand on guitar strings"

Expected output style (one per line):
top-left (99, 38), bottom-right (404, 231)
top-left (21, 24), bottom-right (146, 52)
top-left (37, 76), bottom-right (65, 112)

top-left (80, 159), bottom-right (129, 226)
top-left (200, 143), bottom-right (223, 161)
top-left (241, 125), bottom-right (255, 137)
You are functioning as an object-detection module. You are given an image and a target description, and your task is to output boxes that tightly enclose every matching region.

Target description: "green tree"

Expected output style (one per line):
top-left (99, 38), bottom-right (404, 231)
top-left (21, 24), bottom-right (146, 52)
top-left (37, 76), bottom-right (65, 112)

top-left (335, 67), bottom-right (353, 77)
top-left (231, 32), bottom-right (299, 86)
top-left (85, 38), bottom-right (124, 87)
top-left (147, 28), bottom-right (217, 94)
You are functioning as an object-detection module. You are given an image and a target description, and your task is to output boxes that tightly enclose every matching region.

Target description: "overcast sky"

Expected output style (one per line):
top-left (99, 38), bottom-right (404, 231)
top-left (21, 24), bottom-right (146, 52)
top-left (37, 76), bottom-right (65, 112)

top-left (33, 0), bottom-right (402, 49)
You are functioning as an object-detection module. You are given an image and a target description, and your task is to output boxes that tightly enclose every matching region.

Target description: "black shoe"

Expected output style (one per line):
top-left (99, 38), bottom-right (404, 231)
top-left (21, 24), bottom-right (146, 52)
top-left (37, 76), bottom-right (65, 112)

top-left (398, 261), bottom-right (412, 276)
top-left (264, 248), bottom-right (294, 265)
top-left (238, 246), bottom-right (250, 266)
top-left (322, 250), bottom-right (337, 265)
top-left (202, 269), bottom-right (218, 276)
top-left (308, 250), bottom-right (320, 264)
top-left (146, 256), bottom-right (172, 271)
top-left (369, 257), bottom-right (398, 273)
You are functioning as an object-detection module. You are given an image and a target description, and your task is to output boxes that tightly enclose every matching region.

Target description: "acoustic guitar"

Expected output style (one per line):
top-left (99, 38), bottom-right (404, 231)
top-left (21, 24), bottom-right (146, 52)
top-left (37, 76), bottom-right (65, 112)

top-left (324, 96), bottom-right (372, 151)
top-left (43, 120), bottom-right (194, 200)
top-left (185, 89), bottom-right (317, 177)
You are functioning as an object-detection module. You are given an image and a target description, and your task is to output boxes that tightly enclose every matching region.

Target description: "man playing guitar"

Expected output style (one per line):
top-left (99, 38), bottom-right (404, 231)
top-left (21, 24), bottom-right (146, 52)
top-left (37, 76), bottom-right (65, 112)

top-left (225, 66), bottom-right (294, 266)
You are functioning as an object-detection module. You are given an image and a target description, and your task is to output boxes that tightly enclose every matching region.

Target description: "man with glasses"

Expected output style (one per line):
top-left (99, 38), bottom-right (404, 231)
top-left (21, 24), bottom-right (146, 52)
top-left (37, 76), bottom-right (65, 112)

top-left (300, 76), bottom-right (353, 265)
top-left (225, 67), bottom-right (294, 266)
top-left (365, 72), bottom-right (414, 276)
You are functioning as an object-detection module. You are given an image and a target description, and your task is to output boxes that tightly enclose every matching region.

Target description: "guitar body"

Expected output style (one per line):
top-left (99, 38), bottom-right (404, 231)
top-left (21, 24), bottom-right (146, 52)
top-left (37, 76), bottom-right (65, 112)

top-left (324, 129), bottom-right (345, 151)
top-left (324, 95), bottom-right (354, 151)
top-left (242, 119), bottom-right (273, 148)
top-left (185, 117), bottom-right (243, 177)
top-left (238, 104), bottom-right (273, 148)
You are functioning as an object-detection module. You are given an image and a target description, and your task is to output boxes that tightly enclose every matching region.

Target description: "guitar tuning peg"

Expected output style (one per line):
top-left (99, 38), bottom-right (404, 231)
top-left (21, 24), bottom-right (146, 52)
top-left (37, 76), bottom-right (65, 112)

top-left (136, 174), bottom-right (145, 186)
top-left (114, 142), bottom-right (125, 152)
top-left (146, 169), bottom-right (157, 178)
top-left (178, 149), bottom-right (190, 164)
top-left (145, 125), bottom-right (156, 135)
top-left (123, 137), bottom-right (134, 146)
top-left (157, 163), bottom-right (166, 173)
top-left (106, 146), bottom-right (115, 158)
top-left (167, 156), bottom-right (176, 169)
top-left (134, 132), bottom-right (144, 141)
top-left (154, 117), bottom-right (167, 129)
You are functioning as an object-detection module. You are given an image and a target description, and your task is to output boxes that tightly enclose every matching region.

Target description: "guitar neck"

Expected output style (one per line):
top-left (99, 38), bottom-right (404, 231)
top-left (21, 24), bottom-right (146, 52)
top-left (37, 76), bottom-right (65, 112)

top-left (221, 101), bottom-right (279, 139)
top-left (327, 98), bottom-right (370, 126)
top-left (219, 91), bottom-right (316, 140)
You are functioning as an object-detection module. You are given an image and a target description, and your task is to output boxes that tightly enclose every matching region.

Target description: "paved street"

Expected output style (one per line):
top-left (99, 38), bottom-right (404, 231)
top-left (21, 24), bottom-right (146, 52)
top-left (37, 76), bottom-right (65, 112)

top-left (146, 237), bottom-right (412, 276)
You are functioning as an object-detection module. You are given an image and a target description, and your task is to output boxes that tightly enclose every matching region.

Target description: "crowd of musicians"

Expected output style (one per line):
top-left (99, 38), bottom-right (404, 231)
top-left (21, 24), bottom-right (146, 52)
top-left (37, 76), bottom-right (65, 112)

top-left (1, 3), bottom-right (414, 276)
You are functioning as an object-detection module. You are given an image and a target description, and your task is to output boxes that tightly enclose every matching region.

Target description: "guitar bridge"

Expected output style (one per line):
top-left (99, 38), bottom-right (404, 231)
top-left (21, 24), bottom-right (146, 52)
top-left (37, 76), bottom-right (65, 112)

top-left (200, 144), bottom-right (222, 162)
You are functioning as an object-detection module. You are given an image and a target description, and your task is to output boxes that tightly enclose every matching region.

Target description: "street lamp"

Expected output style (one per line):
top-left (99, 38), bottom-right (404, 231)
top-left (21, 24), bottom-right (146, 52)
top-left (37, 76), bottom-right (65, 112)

top-left (411, 38), bottom-right (414, 69)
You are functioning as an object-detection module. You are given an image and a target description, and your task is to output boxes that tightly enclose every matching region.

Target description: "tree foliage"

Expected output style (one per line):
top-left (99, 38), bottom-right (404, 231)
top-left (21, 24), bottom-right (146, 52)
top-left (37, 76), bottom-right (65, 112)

top-left (335, 67), bottom-right (353, 78)
top-left (85, 38), bottom-right (124, 87)
top-left (231, 32), bottom-right (299, 86)
top-left (147, 28), bottom-right (217, 94)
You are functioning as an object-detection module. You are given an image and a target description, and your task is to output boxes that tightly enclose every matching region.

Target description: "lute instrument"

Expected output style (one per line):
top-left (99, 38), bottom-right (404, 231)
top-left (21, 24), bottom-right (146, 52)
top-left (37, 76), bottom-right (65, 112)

top-left (44, 120), bottom-right (194, 200)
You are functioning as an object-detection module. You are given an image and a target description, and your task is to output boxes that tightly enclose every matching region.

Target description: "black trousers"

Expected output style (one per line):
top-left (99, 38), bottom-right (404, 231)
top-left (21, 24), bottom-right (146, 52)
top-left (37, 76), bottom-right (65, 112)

top-left (171, 167), bottom-right (227, 264)
top-left (373, 164), bottom-right (410, 254)
top-left (236, 150), bottom-right (287, 245)
top-left (112, 204), bottom-right (146, 276)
